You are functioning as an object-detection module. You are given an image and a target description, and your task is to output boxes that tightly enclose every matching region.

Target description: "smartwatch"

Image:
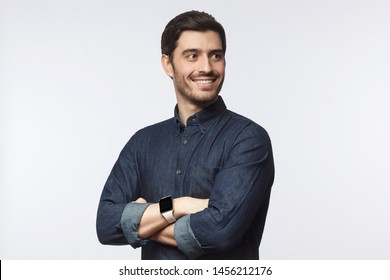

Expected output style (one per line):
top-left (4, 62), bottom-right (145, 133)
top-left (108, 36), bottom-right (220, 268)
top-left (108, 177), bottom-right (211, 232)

top-left (159, 195), bottom-right (176, 224)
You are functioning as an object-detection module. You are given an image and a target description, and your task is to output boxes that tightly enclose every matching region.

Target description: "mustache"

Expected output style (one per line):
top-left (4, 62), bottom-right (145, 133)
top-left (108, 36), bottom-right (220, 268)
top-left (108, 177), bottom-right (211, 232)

top-left (190, 72), bottom-right (218, 79)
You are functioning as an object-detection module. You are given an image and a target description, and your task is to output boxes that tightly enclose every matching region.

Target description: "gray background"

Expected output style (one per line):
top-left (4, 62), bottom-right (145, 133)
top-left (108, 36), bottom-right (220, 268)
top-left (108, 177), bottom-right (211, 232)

top-left (1, 0), bottom-right (389, 259)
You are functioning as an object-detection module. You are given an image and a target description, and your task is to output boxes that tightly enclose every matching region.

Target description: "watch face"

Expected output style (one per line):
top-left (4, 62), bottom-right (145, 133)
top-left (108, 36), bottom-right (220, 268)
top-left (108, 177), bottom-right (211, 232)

top-left (159, 196), bottom-right (173, 212)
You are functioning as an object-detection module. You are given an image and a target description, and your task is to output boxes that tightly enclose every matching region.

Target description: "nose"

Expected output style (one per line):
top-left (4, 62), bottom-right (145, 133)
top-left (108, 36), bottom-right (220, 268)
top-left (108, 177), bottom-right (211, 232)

top-left (198, 55), bottom-right (212, 73)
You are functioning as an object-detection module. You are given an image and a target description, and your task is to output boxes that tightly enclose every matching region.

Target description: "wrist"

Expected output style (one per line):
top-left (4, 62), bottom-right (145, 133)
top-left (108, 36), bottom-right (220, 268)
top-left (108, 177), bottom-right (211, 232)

top-left (173, 197), bottom-right (188, 218)
top-left (159, 196), bottom-right (176, 224)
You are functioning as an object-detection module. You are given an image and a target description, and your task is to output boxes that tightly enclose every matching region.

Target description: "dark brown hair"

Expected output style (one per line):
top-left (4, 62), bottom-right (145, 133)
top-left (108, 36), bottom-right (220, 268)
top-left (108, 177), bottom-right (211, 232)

top-left (161, 11), bottom-right (226, 59)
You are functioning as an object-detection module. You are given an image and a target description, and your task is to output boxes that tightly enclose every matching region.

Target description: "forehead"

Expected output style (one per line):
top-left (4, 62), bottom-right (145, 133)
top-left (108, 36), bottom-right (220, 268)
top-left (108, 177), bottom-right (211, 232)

top-left (175, 30), bottom-right (222, 52)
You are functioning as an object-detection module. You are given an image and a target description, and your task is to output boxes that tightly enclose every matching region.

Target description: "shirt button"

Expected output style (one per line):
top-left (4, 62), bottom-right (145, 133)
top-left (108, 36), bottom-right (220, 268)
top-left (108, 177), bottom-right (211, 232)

top-left (183, 139), bottom-right (188, 144)
top-left (176, 170), bottom-right (181, 175)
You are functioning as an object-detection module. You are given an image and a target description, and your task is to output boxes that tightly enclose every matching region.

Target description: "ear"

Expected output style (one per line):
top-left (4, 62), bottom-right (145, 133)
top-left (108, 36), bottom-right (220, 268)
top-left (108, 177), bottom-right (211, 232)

top-left (161, 54), bottom-right (174, 78)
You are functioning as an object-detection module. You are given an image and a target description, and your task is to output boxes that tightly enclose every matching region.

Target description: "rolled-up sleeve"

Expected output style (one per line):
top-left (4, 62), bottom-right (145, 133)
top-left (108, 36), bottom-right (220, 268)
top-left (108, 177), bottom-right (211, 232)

top-left (120, 202), bottom-right (152, 248)
top-left (185, 123), bottom-right (275, 255)
top-left (96, 135), bottom-right (145, 246)
top-left (174, 215), bottom-right (204, 259)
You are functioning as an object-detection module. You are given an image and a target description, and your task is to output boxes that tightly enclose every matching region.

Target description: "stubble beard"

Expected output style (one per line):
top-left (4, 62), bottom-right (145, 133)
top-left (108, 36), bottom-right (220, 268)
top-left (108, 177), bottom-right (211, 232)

top-left (174, 72), bottom-right (225, 108)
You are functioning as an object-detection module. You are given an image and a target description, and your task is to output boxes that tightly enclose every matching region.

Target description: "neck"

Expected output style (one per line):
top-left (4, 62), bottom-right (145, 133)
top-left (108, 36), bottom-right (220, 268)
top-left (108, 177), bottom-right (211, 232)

top-left (177, 102), bottom-right (203, 126)
top-left (176, 95), bottom-right (219, 125)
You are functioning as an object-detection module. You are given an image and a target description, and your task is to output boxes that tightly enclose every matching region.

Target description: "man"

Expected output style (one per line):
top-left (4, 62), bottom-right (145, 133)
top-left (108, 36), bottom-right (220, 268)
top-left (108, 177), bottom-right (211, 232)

top-left (96, 10), bottom-right (274, 260)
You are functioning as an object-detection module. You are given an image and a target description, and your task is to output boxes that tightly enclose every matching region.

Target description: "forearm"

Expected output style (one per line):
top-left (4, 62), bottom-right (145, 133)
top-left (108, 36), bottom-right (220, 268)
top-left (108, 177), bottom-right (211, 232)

top-left (138, 203), bottom-right (173, 239)
top-left (138, 197), bottom-right (208, 240)
top-left (96, 201), bottom-right (129, 245)
top-left (151, 224), bottom-right (177, 247)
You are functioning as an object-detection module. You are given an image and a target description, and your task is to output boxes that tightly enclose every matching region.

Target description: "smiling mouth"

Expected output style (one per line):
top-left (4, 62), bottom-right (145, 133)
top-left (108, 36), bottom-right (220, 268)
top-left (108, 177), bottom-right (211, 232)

top-left (192, 79), bottom-right (216, 84)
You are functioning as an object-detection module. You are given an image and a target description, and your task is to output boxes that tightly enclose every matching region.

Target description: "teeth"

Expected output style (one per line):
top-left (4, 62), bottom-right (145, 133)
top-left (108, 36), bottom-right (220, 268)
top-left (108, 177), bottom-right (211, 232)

top-left (194, 80), bottom-right (213, 84)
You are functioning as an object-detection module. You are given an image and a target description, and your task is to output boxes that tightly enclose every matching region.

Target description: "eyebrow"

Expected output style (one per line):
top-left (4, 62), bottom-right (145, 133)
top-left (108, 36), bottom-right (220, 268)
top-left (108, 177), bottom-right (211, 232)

top-left (182, 48), bottom-right (224, 56)
top-left (182, 49), bottom-right (200, 55)
top-left (210, 49), bottom-right (224, 55)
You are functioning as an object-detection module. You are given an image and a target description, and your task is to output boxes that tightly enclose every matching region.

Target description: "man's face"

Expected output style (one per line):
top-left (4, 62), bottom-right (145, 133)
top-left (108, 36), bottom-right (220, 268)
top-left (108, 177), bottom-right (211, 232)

top-left (163, 30), bottom-right (226, 108)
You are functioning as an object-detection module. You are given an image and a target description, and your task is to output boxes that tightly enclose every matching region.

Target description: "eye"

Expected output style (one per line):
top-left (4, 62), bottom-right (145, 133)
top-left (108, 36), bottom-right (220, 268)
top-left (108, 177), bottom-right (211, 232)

top-left (211, 52), bottom-right (224, 60)
top-left (186, 53), bottom-right (198, 61)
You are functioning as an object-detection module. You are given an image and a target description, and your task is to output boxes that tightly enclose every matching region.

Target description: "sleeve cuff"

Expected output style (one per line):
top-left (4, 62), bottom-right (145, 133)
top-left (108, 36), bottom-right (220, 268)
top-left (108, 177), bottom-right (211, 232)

top-left (174, 215), bottom-right (204, 259)
top-left (120, 202), bottom-right (152, 248)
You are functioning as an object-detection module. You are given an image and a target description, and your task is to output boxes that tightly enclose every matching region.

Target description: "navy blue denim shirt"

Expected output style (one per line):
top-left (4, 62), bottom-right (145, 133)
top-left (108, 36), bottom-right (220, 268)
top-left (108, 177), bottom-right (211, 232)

top-left (96, 96), bottom-right (274, 259)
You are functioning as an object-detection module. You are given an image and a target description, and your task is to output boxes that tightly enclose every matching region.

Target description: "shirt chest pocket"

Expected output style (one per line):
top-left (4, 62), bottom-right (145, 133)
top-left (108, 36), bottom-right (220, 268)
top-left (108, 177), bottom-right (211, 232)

top-left (185, 166), bottom-right (220, 198)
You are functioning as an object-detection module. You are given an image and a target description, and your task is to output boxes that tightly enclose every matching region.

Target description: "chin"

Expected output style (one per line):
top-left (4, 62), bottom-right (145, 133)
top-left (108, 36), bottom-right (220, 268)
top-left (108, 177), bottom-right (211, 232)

top-left (190, 93), bottom-right (219, 107)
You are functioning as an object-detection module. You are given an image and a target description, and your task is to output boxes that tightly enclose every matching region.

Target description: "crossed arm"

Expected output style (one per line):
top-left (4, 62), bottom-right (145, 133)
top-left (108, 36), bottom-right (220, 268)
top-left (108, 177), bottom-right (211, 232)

top-left (97, 123), bottom-right (274, 258)
top-left (134, 197), bottom-right (209, 247)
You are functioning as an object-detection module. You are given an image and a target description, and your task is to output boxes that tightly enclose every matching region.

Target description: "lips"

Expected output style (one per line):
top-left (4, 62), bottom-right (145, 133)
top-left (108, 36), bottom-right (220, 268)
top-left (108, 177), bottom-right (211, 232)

top-left (190, 75), bottom-right (218, 87)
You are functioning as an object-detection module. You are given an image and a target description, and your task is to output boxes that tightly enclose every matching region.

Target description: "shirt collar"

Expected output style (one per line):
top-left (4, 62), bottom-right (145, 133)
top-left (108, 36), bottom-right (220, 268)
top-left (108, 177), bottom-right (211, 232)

top-left (174, 96), bottom-right (227, 135)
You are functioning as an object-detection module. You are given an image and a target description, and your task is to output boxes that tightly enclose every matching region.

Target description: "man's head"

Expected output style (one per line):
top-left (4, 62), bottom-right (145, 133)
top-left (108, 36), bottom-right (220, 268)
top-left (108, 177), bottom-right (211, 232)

top-left (161, 11), bottom-right (227, 110)
top-left (161, 11), bottom-right (226, 61)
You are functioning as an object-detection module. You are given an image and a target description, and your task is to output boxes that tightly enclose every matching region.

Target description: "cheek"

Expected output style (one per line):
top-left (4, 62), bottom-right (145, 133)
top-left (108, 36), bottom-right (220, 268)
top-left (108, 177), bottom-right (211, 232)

top-left (179, 64), bottom-right (194, 76)
top-left (172, 59), bottom-right (193, 77)
top-left (173, 67), bottom-right (191, 86)
top-left (213, 62), bottom-right (225, 75)
top-left (216, 63), bottom-right (225, 75)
